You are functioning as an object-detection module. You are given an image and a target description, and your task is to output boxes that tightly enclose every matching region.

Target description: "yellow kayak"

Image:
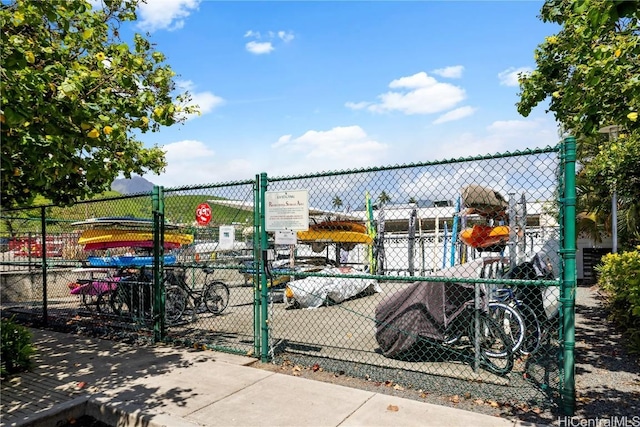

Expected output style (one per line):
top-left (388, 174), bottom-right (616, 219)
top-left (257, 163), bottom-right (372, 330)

top-left (309, 220), bottom-right (367, 234)
top-left (296, 229), bottom-right (373, 245)
top-left (78, 229), bottom-right (194, 246)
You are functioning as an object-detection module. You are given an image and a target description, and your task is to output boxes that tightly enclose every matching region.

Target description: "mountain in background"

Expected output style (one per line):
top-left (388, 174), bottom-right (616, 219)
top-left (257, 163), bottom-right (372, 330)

top-left (111, 176), bottom-right (155, 194)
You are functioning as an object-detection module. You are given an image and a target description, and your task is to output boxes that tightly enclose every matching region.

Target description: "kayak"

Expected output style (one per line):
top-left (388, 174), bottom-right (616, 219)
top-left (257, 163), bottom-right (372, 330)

top-left (296, 229), bottom-right (373, 245)
top-left (459, 225), bottom-right (509, 249)
top-left (78, 229), bottom-right (193, 246)
top-left (309, 220), bottom-right (368, 234)
top-left (83, 240), bottom-right (183, 251)
top-left (87, 254), bottom-right (177, 267)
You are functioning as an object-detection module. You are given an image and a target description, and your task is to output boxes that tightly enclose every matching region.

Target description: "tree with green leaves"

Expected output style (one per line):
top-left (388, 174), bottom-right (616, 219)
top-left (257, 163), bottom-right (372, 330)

top-left (518, 0), bottom-right (640, 247)
top-left (1, 0), bottom-right (197, 209)
top-left (332, 196), bottom-right (343, 210)
top-left (377, 191), bottom-right (391, 207)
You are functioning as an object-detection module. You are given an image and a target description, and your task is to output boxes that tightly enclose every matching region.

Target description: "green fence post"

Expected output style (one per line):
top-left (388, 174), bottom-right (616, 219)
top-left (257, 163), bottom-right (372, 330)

top-left (561, 136), bottom-right (577, 415)
top-left (259, 172), bottom-right (269, 362)
top-left (253, 176), bottom-right (261, 357)
top-left (40, 206), bottom-right (48, 326)
top-left (152, 185), bottom-right (166, 342)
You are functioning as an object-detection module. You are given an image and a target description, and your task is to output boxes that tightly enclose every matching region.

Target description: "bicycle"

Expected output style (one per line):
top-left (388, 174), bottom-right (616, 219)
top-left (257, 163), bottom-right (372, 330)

top-left (479, 256), bottom-right (554, 356)
top-left (439, 301), bottom-right (515, 375)
top-left (491, 288), bottom-right (542, 356)
top-left (96, 267), bottom-right (153, 317)
top-left (163, 265), bottom-right (230, 325)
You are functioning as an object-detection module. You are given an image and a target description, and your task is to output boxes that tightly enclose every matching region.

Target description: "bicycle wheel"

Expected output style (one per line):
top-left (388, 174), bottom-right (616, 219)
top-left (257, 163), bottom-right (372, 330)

top-left (469, 312), bottom-right (514, 375)
top-left (487, 301), bottom-right (525, 355)
top-left (110, 286), bottom-right (129, 316)
top-left (514, 302), bottom-right (542, 355)
top-left (203, 281), bottom-right (230, 314)
top-left (165, 286), bottom-right (187, 325)
top-left (96, 290), bottom-right (115, 314)
top-left (82, 292), bottom-right (99, 311)
top-left (96, 289), bottom-right (126, 315)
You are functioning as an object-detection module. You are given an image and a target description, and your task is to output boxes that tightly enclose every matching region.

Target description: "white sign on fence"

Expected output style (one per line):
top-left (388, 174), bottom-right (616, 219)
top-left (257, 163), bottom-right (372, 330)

top-left (265, 190), bottom-right (309, 232)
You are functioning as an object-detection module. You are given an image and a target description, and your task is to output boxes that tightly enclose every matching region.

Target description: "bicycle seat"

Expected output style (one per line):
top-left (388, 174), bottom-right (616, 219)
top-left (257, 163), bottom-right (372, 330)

top-left (202, 267), bottom-right (215, 274)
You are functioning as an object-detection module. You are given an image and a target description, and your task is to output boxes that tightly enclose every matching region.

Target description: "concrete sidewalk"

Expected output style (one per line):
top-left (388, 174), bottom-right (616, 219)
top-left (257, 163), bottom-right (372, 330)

top-left (1, 329), bottom-right (541, 427)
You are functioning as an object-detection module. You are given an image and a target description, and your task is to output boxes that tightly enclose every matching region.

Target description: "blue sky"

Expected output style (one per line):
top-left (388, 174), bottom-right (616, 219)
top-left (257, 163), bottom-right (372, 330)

top-left (107, 0), bottom-right (560, 187)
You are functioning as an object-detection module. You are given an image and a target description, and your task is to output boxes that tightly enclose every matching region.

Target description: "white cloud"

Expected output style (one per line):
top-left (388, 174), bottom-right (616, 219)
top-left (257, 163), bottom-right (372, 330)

top-left (271, 126), bottom-right (389, 172)
top-left (486, 119), bottom-right (539, 134)
top-left (176, 80), bottom-right (224, 119)
top-left (189, 92), bottom-right (225, 115)
top-left (398, 118), bottom-right (560, 203)
top-left (345, 101), bottom-right (371, 110)
top-left (149, 140), bottom-right (256, 187)
top-left (347, 72), bottom-right (466, 115)
top-left (244, 29), bottom-right (294, 54)
top-left (426, 118), bottom-right (557, 161)
top-left (163, 139), bottom-right (215, 161)
top-left (433, 106), bottom-right (476, 124)
top-left (278, 30), bottom-right (295, 43)
top-left (136, 0), bottom-right (200, 32)
top-left (432, 65), bottom-right (464, 79)
top-left (246, 41), bottom-right (275, 55)
top-left (498, 67), bottom-right (533, 87)
top-left (388, 72), bottom-right (437, 89)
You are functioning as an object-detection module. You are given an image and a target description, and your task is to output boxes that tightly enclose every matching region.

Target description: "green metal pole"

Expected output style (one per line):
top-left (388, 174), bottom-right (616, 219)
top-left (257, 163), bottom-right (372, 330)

top-left (253, 176), bottom-right (261, 357)
top-left (152, 186), bottom-right (166, 342)
top-left (259, 173), bottom-right (270, 362)
top-left (40, 207), bottom-right (48, 326)
top-left (561, 136), bottom-right (577, 415)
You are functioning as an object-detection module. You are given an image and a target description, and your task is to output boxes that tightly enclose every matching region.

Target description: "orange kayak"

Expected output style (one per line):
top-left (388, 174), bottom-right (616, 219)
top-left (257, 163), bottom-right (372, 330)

top-left (459, 225), bottom-right (509, 249)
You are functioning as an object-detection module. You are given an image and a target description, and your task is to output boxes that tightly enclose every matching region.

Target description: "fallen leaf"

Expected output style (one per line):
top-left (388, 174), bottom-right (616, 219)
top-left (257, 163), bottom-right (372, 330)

top-left (312, 364), bottom-right (320, 372)
top-left (532, 407), bottom-right (542, 414)
top-left (292, 365), bottom-right (301, 372)
top-left (474, 399), bottom-right (484, 405)
top-left (463, 392), bottom-right (471, 399)
top-left (387, 405), bottom-right (399, 412)
top-left (450, 395), bottom-right (460, 403)
top-left (393, 384), bottom-right (404, 391)
top-left (76, 381), bottom-right (86, 389)
top-left (488, 400), bottom-right (499, 408)
top-left (420, 392), bottom-right (428, 399)
top-left (384, 380), bottom-right (393, 387)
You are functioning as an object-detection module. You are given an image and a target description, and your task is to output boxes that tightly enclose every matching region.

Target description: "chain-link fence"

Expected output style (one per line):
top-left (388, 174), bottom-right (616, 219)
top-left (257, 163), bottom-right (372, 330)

top-left (0, 139), bottom-right (577, 414)
top-left (262, 146), bottom-right (567, 412)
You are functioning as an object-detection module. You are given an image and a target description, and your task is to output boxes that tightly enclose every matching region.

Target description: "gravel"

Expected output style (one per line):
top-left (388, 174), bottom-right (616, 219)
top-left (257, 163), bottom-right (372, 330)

top-left (251, 284), bottom-right (640, 426)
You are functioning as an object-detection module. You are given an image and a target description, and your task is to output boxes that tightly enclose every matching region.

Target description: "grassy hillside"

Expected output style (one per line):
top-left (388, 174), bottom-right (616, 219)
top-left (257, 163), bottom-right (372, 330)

top-left (1, 193), bottom-right (253, 236)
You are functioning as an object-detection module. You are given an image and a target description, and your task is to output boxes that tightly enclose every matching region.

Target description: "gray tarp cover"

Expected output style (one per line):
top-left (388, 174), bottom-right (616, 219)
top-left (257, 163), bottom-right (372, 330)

top-left (374, 280), bottom-right (476, 358)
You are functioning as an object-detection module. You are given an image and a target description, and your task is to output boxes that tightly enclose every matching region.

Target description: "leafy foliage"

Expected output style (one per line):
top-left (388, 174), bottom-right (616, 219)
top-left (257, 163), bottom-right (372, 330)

top-left (518, 0), bottom-right (640, 248)
top-left (518, 0), bottom-right (639, 137)
top-left (1, 0), bottom-right (197, 209)
top-left (1, 317), bottom-right (35, 377)
top-left (597, 249), bottom-right (640, 353)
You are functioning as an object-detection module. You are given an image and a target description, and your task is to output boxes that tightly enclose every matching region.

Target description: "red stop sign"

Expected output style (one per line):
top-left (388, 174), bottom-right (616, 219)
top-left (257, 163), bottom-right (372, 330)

top-left (195, 203), bottom-right (212, 225)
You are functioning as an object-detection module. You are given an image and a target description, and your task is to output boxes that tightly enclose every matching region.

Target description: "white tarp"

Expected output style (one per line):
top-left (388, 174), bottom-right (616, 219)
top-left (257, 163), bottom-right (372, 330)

top-left (284, 266), bottom-right (381, 309)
